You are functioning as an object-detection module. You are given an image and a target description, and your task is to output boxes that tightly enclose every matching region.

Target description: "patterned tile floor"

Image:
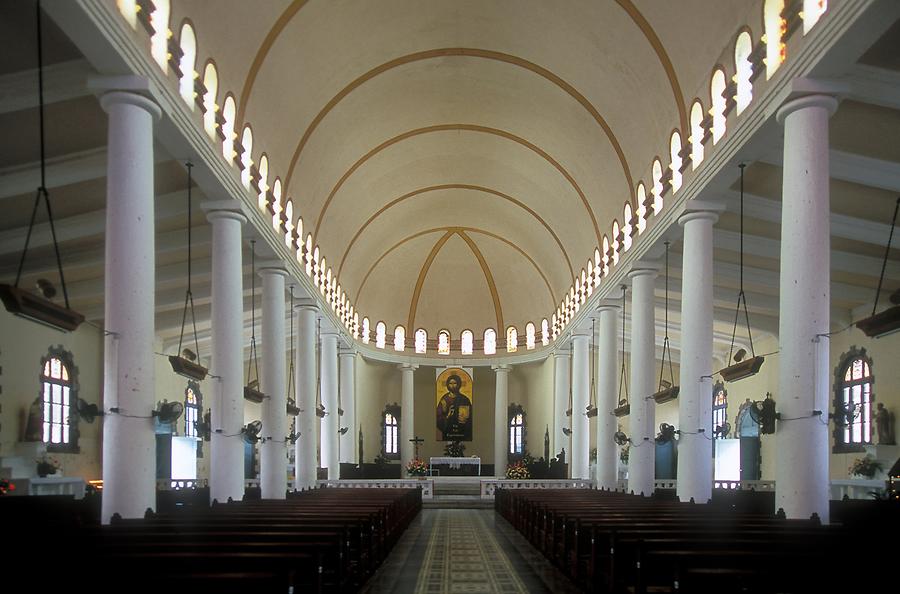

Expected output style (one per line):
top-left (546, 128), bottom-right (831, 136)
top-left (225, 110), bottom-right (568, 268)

top-left (360, 509), bottom-right (583, 593)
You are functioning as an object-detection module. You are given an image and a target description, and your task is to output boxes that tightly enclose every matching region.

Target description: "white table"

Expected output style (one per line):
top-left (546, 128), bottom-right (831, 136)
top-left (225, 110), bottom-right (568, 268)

top-left (429, 456), bottom-right (481, 475)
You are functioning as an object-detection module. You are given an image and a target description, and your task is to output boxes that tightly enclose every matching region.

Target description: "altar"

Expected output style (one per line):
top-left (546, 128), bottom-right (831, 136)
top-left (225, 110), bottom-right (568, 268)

top-left (429, 456), bottom-right (481, 476)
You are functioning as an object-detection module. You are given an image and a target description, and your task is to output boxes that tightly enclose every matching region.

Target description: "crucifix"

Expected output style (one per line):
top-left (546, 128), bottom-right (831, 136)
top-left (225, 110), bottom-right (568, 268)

top-left (409, 436), bottom-right (424, 459)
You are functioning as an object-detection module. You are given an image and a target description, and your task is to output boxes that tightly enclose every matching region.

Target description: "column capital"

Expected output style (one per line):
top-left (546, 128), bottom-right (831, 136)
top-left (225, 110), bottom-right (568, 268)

top-left (595, 298), bottom-right (621, 313)
top-left (202, 200), bottom-right (248, 225)
top-left (91, 75), bottom-right (162, 120)
top-left (399, 363), bottom-right (418, 372)
top-left (257, 262), bottom-right (289, 278)
top-left (293, 298), bottom-right (318, 313)
top-left (492, 364), bottom-right (512, 373)
top-left (552, 349), bottom-right (571, 360)
top-left (570, 329), bottom-right (591, 341)
top-left (677, 200), bottom-right (726, 227)
top-left (777, 94), bottom-right (839, 124)
top-left (338, 348), bottom-right (357, 358)
top-left (626, 262), bottom-right (660, 280)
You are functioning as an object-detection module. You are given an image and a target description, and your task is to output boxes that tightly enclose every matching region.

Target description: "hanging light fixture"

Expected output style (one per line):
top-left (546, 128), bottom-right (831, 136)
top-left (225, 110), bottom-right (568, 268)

top-left (720, 164), bottom-right (765, 382)
top-left (244, 240), bottom-right (266, 403)
top-left (0, 1), bottom-right (84, 332)
top-left (169, 162), bottom-right (209, 380)
top-left (653, 242), bottom-right (680, 403)
top-left (855, 196), bottom-right (900, 337)
top-left (286, 285), bottom-right (301, 416)
top-left (585, 317), bottom-right (598, 417)
top-left (614, 285), bottom-right (631, 417)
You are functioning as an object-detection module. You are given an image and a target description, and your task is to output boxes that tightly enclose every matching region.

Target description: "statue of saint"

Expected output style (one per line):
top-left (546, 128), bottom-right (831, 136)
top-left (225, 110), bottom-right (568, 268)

top-left (23, 396), bottom-right (42, 442)
top-left (874, 403), bottom-right (895, 445)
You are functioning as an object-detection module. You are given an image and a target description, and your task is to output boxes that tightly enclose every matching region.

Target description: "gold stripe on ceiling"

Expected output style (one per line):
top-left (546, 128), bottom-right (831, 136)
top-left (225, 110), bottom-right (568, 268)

top-left (354, 226), bottom-right (556, 324)
top-left (615, 0), bottom-right (688, 134)
top-left (456, 230), bottom-right (504, 332)
top-left (336, 183), bottom-right (574, 284)
top-left (406, 230), bottom-right (456, 332)
top-left (237, 1), bottom-right (309, 127)
top-left (310, 124), bottom-right (601, 247)
top-left (281, 48), bottom-right (635, 203)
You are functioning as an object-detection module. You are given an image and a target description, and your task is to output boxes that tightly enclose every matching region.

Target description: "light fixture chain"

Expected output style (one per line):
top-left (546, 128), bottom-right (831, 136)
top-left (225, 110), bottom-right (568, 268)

top-left (872, 196), bottom-right (900, 316)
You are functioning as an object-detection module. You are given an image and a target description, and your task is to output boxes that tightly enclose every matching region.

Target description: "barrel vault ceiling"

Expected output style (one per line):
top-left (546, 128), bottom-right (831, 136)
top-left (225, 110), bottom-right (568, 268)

top-left (0, 1), bottom-right (899, 362)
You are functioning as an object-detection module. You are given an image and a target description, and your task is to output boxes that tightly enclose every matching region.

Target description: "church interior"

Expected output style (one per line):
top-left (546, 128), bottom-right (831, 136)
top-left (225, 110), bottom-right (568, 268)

top-left (2, 1), bottom-right (900, 592)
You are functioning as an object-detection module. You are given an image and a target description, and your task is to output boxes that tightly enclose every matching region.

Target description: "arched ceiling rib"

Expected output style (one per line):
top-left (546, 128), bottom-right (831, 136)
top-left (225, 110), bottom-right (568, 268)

top-left (336, 183), bottom-right (575, 284)
top-left (311, 124), bottom-right (600, 246)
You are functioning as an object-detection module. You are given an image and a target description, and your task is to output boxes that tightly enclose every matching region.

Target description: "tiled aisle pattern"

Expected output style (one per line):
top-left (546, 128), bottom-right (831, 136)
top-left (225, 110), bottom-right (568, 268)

top-left (360, 509), bottom-right (583, 593)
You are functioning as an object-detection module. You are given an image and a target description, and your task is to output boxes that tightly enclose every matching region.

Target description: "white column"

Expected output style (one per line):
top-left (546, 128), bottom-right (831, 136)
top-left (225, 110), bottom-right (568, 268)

top-left (776, 93), bottom-right (837, 522)
top-left (259, 264), bottom-right (288, 499)
top-left (493, 364), bottom-right (511, 477)
top-left (339, 348), bottom-right (357, 463)
top-left (400, 363), bottom-right (418, 469)
top-left (97, 80), bottom-right (161, 523)
top-left (676, 206), bottom-right (722, 504)
top-left (320, 330), bottom-right (339, 480)
top-left (571, 331), bottom-right (591, 479)
top-left (552, 350), bottom-right (571, 463)
top-left (203, 203), bottom-right (247, 504)
top-left (294, 299), bottom-right (318, 489)
top-left (596, 302), bottom-right (620, 490)
top-left (628, 267), bottom-right (658, 497)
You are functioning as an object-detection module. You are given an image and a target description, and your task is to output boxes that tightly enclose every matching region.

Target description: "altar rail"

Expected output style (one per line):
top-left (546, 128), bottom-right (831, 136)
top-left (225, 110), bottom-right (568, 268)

top-left (318, 478), bottom-right (434, 499)
top-left (481, 479), bottom-right (592, 499)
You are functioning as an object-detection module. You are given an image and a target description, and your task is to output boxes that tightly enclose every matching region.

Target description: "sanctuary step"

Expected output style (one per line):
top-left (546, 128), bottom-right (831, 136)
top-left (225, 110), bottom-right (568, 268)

top-left (425, 478), bottom-right (491, 508)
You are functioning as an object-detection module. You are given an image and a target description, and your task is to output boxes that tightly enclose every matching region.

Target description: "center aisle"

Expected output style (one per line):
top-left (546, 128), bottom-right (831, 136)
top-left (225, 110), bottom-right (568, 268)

top-left (361, 509), bottom-right (582, 593)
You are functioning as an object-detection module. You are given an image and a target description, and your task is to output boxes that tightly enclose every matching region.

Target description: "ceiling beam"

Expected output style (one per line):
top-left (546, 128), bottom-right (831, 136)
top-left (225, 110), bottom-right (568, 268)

top-left (844, 63), bottom-right (900, 111)
top-left (0, 59), bottom-right (94, 115)
top-left (759, 147), bottom-right (900, 194)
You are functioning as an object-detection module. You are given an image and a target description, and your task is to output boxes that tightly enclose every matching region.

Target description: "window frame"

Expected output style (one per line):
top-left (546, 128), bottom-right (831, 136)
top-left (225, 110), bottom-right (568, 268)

top-left (832, 347), bottom-right (875, 454)
top-left (40, 347), bottom-right (80, 454)
top-left (382, 404), bottom-right (401, 460)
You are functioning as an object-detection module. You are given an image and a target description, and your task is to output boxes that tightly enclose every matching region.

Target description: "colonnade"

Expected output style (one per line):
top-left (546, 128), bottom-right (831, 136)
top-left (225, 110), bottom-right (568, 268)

top-left (98, 75), bottom-right (837, 523)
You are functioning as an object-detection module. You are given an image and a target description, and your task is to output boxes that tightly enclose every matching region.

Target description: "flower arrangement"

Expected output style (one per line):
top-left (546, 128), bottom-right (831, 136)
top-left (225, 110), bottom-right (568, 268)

top-left (849, 455), bottom-right (882, 479)
top-left (0, 478), bottom-right (15, 496)
top-left (619, 445), bottom-right (630, 465)
top-left (506, 460), bottom-right (531, 480)
top-left (36, 455), bottom-right (61, 477)
top-left (444, 440), bottom-right (465, 457)
top-left (406, 458), bottom-right (428, 477)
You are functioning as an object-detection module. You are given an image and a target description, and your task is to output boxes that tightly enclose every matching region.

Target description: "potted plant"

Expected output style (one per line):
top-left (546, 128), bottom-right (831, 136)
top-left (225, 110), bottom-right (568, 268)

top-left (406, 458), bottom-right (428, 478)
top-left (849, 455), bottom-right (882, 479)
top-left (506, 460), bottom-right (531, 480)
top-left (36, 455), bottom-right (61, 478)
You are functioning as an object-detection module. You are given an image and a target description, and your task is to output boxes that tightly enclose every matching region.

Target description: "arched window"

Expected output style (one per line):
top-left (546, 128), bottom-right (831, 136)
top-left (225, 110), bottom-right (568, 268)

top-left (221, 94), bottom-right (236, 164)
top-left (710, 69), bottom-right (727, 144)
top-left (305, 235), bottom-right (313, 276)
top-left (734, 31), bottom-right (754, 115)
top-left (352, 313), bottom-right (360, 339)
top-left (240, 126), bottom-right (253, 189)
top-left (509, 407), bottom-right (525, 456)
top-left (150, 0), bottom-right (170, 73)
top-left (178, 22), bottom-right (196, 108)
top-left (271, 178), bottom-right (283, 232)
top-left (506, 326), bottom-right (518, 353)
top-left (525, 322), bottom-right (536, 350)
top-left (586, 261), bottom-right (594, 296)
top-left (438, 330), bottom-right (450, 355)
top-left (601, 236), bottom-right (610, 276)
top-left (651, 159), bottom-right (664, 214)
top-left (551, 312), bottom-right (559, 340)
top-left (622, 203), bottom-right (634, 252)
top-left (382, 405), bottom-right (400, 459)
top-left (201, 62), bottom-right (218, 140)
top-left (669, 131), bottom-right (683, 193)
top-left (834, 348), bottom-right (874, 452)
top-left (116, 0), bottom-right (138, 28)
top-left (284, 201), bottom-right (294, 247)
top-left (594, 248), bottom-right (602, 284)
top-left (318, 258), bottom-right (327, 294)
top-left (415, 329), bottom-right (427, 354)
top-left (256, 154), bottom-right (269, 211)
top-left (764, 0), bottom-right (786, 80)
top-left (541, 319), bottom-right (549, 346)
top-left (636, 183), bottom-right (648, 234)
top-left (483, 328), bottom-right (497, 355)
top-left (574, 279), bottom-right (581, 310)
top-left (393, 325), bottom-right (405, 352)
top-left (361, 317), bottom-right (370, 344)
top-left (39, 348), bottom-right (78, 451)
top-left (375, 321), bottom-right (386, 349)
top-left (184, 381), bottom-right (201, 438)
top-left (803, 0), bottom-right (827, 35)
top-left (611, 221), bottom-right (621, 265)
top-left (461, 330), bottom-right (474, 355)
top-left (712, 382), bottom-right (728, 437)
top-left (690, 100), bottom-right (705, 169)
top-left (294, 218), bottom-right (304, 259)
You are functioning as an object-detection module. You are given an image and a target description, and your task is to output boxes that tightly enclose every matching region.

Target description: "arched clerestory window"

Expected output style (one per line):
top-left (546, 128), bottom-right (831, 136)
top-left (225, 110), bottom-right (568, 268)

top-left (39, 348), bottom-right (79, 452)
top-left (833, 348), bottom-right (874, 453)
top-left (178, 22), bottom-right (197, 108)
top-left (461, 330), bottom-right (474, 355)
